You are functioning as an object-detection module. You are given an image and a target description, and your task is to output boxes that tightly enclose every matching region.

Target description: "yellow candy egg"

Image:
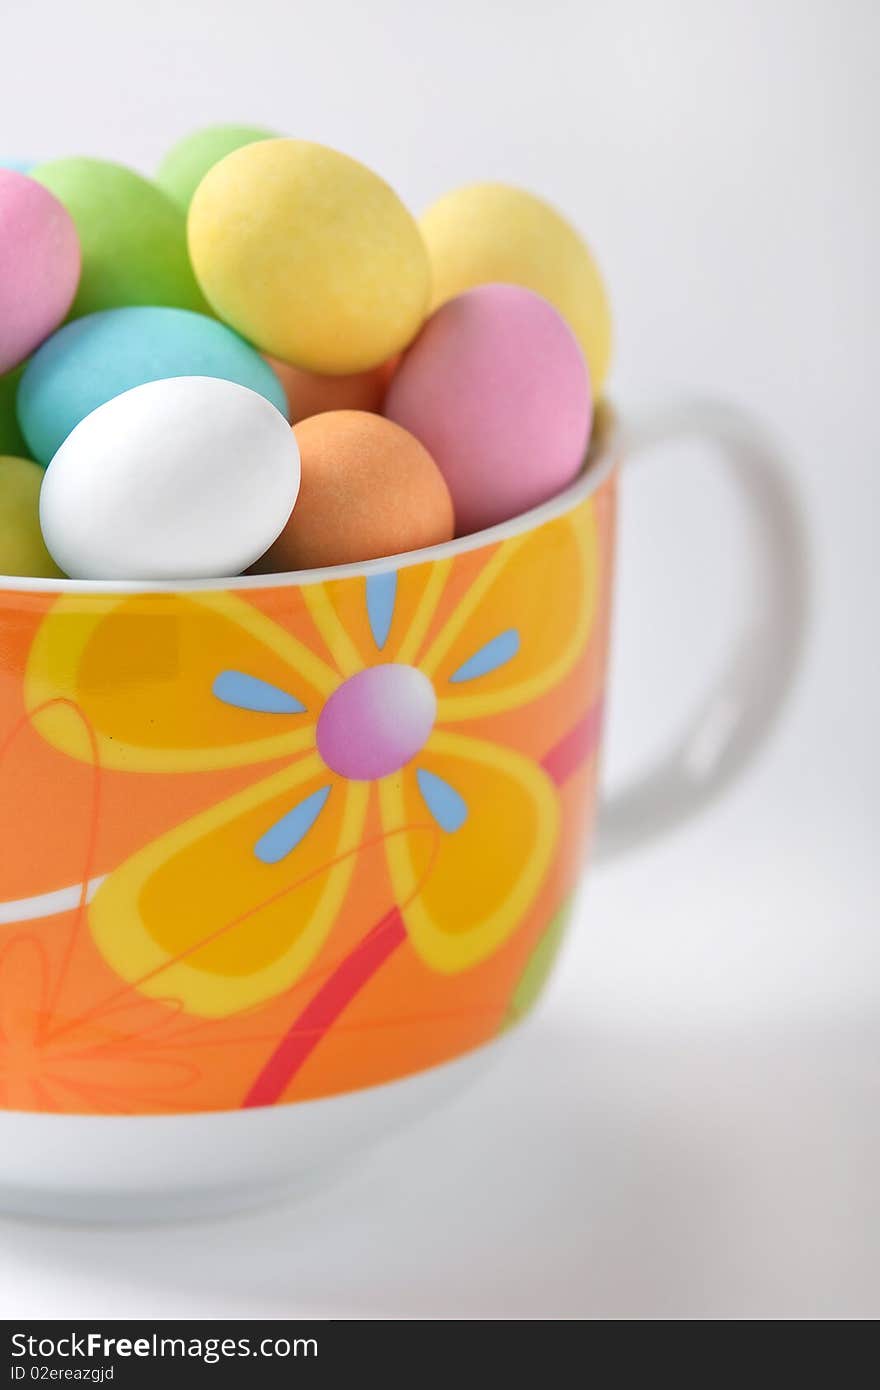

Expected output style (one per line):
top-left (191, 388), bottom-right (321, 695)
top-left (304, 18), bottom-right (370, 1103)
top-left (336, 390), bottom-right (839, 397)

top-left (188, 140), bottom-right (430, 374)
top-left (420, 182), bottom-right (612, 395)
top-left (0, 455), bottom-right (63, 577)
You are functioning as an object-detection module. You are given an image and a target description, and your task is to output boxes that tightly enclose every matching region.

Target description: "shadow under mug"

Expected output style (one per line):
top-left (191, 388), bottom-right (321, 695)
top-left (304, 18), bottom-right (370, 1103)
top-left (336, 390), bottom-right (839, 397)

top-left (0, 399), bottom-right (807, 1219)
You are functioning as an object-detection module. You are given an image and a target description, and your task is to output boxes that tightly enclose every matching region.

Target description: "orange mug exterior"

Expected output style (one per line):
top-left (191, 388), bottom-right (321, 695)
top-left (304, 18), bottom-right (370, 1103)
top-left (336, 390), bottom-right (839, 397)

top-left (0, 472), bottom-right (616, 1115)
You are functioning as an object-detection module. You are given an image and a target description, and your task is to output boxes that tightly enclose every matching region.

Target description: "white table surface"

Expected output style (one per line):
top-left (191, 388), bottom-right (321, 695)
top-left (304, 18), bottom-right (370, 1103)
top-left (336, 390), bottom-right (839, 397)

top-left (0, 0), bottom-right (877, 1319)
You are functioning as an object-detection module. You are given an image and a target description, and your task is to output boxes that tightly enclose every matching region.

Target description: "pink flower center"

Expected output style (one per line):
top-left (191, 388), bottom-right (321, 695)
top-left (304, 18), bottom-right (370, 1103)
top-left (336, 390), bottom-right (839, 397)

top-left (316, 664), bottom-right (437, 781)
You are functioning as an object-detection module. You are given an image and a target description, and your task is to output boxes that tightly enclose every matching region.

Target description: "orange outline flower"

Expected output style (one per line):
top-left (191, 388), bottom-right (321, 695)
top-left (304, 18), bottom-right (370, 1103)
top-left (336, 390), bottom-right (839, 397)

top-left (0, 933), bottom-right (200, 1113)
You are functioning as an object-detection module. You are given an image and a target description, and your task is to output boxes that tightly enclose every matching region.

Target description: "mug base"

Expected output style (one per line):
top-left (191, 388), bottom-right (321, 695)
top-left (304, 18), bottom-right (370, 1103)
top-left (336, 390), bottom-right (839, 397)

top-left (0, 1040), bottom-right (501, 1224)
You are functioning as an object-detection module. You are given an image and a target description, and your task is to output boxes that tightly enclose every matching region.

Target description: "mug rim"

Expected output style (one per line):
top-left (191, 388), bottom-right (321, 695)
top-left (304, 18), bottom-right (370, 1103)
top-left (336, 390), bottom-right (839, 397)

top-left (1, 421), bottom-right (619, 597)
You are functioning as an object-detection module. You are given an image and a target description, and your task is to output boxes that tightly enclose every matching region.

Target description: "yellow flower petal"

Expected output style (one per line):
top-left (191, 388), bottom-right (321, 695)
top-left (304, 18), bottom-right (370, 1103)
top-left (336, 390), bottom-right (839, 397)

top-left (422, 510), bottom-right (598, 722)
top-left (89, 753), bottom-right (369, 1017)
top-left (25, 592), bottom-right (338, 772)
top-left (302, 582), bottom-right (365, 677)
top-left (393, 559), bottom-right (453, 665)
top-left (379, 730), bottom-right (559, 973)
top-left (302, 558), bottom-right (453, 676)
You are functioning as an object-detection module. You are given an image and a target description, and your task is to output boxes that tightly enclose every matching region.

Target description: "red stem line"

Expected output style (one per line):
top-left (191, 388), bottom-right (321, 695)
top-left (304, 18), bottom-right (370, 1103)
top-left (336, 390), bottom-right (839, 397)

top-left (242, 908), bottom-right (406, 1108)
top-left (241, 702), bottom-right (603, 1108)
top-left (540, 699), bottom-right (604, 785)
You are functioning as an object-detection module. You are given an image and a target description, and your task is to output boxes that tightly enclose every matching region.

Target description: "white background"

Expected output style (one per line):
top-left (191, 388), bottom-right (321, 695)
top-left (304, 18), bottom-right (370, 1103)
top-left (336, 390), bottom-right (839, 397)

top-left (1, 0), bottom-right (878, 1318)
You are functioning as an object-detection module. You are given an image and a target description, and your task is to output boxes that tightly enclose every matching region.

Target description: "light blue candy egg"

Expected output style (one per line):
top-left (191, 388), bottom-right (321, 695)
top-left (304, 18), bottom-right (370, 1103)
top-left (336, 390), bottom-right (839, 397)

top-left (18, 306), bottom-right (289, 465)
top-left (0, 158), bottom-right (35, 173)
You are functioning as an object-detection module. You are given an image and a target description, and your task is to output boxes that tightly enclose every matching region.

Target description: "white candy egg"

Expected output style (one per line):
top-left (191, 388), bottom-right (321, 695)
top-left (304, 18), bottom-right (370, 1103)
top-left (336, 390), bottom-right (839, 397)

top-left (39, 376), bottom-right (300, 579)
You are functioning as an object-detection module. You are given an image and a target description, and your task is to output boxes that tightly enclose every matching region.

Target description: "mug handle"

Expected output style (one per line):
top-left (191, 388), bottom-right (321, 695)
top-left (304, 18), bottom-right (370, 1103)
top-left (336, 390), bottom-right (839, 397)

top-left (595, 398), bottom-right (809, 862)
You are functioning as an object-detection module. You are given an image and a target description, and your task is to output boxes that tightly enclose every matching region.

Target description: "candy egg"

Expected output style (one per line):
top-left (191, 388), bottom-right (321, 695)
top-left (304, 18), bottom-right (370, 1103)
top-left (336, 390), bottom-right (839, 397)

top-left (40, 377), bottom-right (299, 580)
top-left (0, 366), bottom-right (29, 457)
top-left (156, 124), bottom-right (276, 210)
top-left (0, 456), bottom-right (63, 577)
top-left (0, 170), bottom-right (80, 373)
top-left (31, 158), bottom-right (206, 318)
top-left (19, 306), bottom-right (288, 466)
top-left (385, 284), bottom-right (591, 536)
top-left (0, 158), bottom-right (35, 173)
top-left (253, 410), bottom-right (453, 572)
top-left (265, 355), bottom-right (395, 422)
top-left (420, 182), bottom-right (612, 396)
top-left (188, 139), bottom-right (430, 373)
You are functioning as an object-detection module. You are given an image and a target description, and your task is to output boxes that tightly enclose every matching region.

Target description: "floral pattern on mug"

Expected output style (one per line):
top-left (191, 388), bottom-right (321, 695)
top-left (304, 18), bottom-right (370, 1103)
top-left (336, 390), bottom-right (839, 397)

top-left (0, 480), bottom-right (616, 1113)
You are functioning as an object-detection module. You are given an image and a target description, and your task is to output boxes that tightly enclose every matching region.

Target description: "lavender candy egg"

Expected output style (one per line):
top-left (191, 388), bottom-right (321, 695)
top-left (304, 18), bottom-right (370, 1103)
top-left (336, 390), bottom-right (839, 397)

top-left (385, 283), bottom-right (592, 536)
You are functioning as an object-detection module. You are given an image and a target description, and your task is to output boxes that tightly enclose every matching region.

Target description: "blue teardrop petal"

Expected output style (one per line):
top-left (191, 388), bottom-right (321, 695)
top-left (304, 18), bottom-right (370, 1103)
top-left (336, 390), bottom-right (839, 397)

top-left (213, 670), bottom-right (306, 715)
top-left (449, 629), bottom-right (520, 683)
top-left (254, 786), bottom-right (331, 865)
top-left (366, 571), bottom-right (398, 651)
top-left (416, 769), bottom-right (468, 834)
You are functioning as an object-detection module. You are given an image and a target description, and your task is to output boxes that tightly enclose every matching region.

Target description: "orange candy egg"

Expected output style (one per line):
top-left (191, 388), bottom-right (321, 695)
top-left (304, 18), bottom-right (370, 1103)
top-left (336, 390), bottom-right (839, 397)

top-left (264, 355), bottom-right (396, 422)
top-left (252, 410), bottom-right (454, 572)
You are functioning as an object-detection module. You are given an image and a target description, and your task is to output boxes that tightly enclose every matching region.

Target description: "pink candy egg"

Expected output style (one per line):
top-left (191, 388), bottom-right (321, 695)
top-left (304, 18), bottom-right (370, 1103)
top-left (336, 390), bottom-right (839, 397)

top-left (385, 283), bottom-right (592, 535)
top-left (0, 170), bottom-right (81, 374)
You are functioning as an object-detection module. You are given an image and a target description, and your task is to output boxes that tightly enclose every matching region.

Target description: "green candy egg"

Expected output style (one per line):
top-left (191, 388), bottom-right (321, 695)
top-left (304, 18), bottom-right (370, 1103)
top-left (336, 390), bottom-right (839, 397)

top-left (31, 157), bottom-right (207, 318)
top-left (0, 455), bottom-right (63, 578)
top-left (156, 124), bottom-right (277, 210)
top-left (0, 366), bottom-right (28, 457)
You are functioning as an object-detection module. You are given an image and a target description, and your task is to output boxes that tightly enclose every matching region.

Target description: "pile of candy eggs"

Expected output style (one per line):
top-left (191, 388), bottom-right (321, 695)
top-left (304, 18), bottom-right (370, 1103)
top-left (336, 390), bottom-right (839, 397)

top-left (0, 128), bottom-right (611, 581)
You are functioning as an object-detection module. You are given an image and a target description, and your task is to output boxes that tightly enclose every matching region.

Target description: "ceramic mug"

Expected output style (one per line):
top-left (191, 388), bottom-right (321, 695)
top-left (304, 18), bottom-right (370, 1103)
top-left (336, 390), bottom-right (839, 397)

top-left (0, 400), bottom-right (805, 1220)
